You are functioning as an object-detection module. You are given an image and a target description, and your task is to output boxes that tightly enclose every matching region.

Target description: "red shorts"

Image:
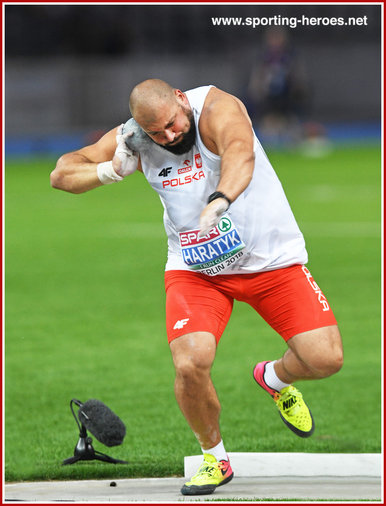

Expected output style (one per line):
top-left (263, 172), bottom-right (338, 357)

top-left (165, 265), bottom-right (337, 344)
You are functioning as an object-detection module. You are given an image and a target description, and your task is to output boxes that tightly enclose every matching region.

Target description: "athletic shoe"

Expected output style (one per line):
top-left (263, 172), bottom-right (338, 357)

top-left (181, 453), bottom-right (234, 495)
top-left (253, 361), bottom-right (278, 397)
top-left (253, 361), bottom-right (315, 438)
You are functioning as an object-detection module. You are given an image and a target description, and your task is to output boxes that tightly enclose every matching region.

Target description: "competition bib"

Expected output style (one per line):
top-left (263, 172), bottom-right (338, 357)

top-left (179, 216), bottom-right (245, 276)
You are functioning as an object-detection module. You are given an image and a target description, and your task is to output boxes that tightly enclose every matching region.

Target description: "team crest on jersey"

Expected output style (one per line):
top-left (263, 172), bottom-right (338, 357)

top-left (195, 154), bottom-right (202, 168)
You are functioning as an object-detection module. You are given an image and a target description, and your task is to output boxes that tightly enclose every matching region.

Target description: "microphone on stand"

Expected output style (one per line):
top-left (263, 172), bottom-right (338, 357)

top-left (62, 398), bottom-right (127, 465)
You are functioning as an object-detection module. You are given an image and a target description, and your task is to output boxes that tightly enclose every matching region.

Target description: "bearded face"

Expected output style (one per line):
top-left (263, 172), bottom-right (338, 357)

top-left (138, 100), bottom-right (197, 156)
top-left (159, 108), bottom-right (196, 155)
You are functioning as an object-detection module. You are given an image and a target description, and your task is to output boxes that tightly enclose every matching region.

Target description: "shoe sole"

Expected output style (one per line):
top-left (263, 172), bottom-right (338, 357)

top-left (180, 473), bottom-right (234, 495)
top-left (279, 407), bottom-right (315, 438)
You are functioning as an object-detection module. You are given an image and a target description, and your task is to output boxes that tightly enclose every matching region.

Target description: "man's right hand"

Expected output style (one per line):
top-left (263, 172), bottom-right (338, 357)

top-left (51, 124), bottom-right (136, 194)
top-left (112, 125), bottom-right (139, 177)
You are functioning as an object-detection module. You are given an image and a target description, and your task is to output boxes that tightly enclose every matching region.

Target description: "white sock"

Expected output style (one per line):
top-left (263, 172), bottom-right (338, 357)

top-left (264, 360), bottom-right (290, 392)
top-left (201, 439), bottom-right (228, 462)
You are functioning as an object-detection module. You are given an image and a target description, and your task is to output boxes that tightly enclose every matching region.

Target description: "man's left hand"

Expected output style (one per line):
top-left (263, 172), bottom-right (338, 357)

top-left (198, 198), bottom-right (229, 237)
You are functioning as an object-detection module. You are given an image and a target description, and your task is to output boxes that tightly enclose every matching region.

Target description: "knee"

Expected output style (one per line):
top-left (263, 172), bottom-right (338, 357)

top-left (332, 347), bottom-right (344, 373)
top-left (315, 348), bottom-right (344, 378)
top-left (290, 326), bottom-right (344, 379)
top-left (174, 358), bottom-right (209, 386)
top-left (170, 332), bottom-right (216, 386)
top-left (308, 341), bottom-right (344, 378)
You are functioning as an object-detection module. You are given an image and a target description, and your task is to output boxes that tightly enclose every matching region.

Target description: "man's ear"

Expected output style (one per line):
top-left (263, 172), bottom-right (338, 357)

top-left (174, 89), bottom-right (189, 106)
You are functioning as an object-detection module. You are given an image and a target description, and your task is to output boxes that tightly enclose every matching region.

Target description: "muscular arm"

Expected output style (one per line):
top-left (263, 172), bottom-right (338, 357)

top-left (200, 88), bottom-right (255, 202)
top-left (50, 127), bottom-right (119, 194)
top-left (197, 88), bottom-right (255, 235)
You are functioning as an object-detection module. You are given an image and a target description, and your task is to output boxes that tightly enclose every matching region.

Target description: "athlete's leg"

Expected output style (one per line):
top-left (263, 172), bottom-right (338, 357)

top-left (244, 266), bottom-right (343, 382)
top-left (247, 266), bottom-right (342, 437)
top-left (165, 271), bottom-right (233, 449)
top-left (169, 331), bottom-right (221, 450)
top-left (274, 324), bottom-right (343, 383)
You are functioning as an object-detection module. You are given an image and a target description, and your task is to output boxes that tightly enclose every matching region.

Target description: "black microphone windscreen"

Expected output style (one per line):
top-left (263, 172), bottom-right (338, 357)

top-left (78, 399), bottom-right (126, 447)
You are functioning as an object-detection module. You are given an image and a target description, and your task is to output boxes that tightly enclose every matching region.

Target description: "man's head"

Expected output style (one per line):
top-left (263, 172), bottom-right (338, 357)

top-left (129, 79), bottom-right (196, 155)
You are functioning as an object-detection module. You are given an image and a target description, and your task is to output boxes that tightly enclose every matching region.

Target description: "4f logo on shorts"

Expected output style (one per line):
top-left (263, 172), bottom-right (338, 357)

top-left (173, 318), bottom-right (190, 330)
top-left (302, 266), bottom-right (330, 312)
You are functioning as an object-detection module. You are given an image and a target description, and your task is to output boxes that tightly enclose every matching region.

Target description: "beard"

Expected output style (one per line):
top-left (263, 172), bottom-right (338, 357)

top-left (159, 109), bottom-right (196, 155)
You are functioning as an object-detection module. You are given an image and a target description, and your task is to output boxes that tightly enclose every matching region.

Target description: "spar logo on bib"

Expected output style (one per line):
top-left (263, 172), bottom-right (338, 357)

top-left (179, 216), bottom-right (245, 275)
top-left (218, 217), bottom-right (232, 233)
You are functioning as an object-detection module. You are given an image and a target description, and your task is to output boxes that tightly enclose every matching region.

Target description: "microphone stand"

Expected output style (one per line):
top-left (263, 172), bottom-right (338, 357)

top-left (62, 399), bottom-right (128, 465)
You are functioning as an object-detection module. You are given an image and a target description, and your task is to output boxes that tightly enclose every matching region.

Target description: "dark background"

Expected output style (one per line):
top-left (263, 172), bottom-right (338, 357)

top-left (5, 4), bottom-right (381, 150)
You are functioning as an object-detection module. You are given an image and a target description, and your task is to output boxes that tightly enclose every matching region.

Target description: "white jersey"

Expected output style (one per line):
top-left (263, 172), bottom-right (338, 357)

top-left (134, 85), bottom-right (307, 276)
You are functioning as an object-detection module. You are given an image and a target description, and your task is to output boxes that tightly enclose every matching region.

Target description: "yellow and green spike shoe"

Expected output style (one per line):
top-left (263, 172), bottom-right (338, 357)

top-left (181, 453), bottom-right (234, 495)
top-left (253, 362), bottom-right (315, 438)
top-left (274, 385), bottom-right (315, 438)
